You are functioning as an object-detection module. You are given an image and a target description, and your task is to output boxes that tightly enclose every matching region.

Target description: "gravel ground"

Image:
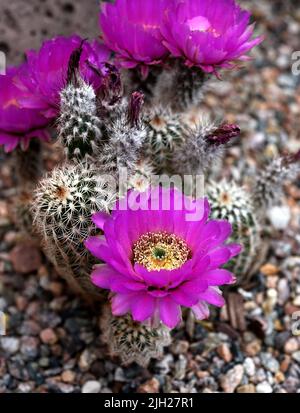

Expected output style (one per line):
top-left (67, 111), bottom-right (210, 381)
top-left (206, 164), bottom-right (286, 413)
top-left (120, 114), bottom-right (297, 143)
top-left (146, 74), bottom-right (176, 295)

top-left (0, 0), bottom-right (300, 393)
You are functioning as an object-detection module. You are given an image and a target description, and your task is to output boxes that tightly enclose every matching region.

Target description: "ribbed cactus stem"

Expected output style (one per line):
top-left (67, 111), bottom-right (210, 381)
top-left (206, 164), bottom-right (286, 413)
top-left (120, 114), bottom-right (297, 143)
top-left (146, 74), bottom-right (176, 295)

top-left (253, 150), bottom-right (300, 215)
top-left (207, 179), bottom-right (263, 284)
top-left (31, 162), bottom-right (116, 299)
top-left (153, 62), bottom-right (209, 112)
top-left (58, 79), bottom-right (102, 161)
top-left (172, 119), bottom-right (240, 176)
top-left (100, 306), bottom-right (171, 367)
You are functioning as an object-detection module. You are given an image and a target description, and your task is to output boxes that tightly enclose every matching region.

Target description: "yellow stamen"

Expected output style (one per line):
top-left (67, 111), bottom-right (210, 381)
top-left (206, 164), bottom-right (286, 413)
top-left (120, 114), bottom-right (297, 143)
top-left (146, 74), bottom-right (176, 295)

top-left (133, 231), bottom-right (190, 271)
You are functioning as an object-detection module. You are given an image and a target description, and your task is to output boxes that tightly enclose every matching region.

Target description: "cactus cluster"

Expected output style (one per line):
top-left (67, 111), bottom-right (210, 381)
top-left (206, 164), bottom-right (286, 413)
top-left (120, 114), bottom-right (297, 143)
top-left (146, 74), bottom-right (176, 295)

top-left (7, 2), bottom-right (299, 367)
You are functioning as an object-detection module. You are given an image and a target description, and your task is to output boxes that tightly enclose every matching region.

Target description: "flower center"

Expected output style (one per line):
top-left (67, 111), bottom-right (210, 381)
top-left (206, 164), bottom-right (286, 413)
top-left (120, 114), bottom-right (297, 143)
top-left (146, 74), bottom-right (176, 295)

top-left (133, 231), bottom-right (191, 271)
top-left (187, 16), bottom-right (219, 37)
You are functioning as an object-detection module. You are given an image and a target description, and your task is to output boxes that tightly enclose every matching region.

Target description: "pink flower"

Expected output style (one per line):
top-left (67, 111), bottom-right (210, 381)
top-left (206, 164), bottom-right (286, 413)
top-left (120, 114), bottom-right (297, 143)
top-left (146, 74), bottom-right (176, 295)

top-left (99, 0), bottom-right (172, 77)
top-left (161, 0), bottom-right (263, 74)
top-left (17, 35), bottom-right (111, 118)
top-left (85, 187), bottom-right (241, 329)
top-left (0, 67), bottom-right (49, 152)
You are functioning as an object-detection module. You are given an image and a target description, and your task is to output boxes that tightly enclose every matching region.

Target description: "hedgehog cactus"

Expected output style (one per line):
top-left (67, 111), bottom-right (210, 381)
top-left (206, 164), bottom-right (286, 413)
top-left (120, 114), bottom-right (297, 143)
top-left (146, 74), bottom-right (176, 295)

top-left (100, 306), bottom-right (171, 367)
top-left (58, 79), bottom-right (102, 161)
top-left (207, 180), bottom-right (262, 284)
top-left (31, 162), bottom-right (116, 298)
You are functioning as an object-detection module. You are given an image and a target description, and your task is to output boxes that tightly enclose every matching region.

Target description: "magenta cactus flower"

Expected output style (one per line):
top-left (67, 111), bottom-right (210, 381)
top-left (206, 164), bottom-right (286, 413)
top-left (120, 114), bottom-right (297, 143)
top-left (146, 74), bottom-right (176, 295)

top-left (85, 187), bottom-right (241, 328)
top-left (0, 67), bottom-right (49, 152)
top-left (161, 0), bottom-right (263, 74)
top-left (99, 0), bottom-right (172, 77)
top-left (17, 35), bottom-right (110, 118)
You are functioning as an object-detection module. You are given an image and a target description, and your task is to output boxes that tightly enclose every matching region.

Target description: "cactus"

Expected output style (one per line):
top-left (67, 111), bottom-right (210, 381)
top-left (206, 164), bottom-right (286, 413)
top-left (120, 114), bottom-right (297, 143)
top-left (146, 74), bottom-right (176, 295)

top-left (153, 62), bottom-right (209, 112)
top-left (128, 158), bottom-right (155, 192)
top-left (58, 79), bottom-right (102, 161)
top-left (172, 119), bottom-right (240, 177)
top-left (253, 151), bottom-right (300, 217)
top-left (207, 179), bottom-right (263, 283)
top-left (100, 306), bottom-right (171, 367)
top-left (143, 107), bottom-right (186, 174)
top-left (31, 162), bottom-right (116, 298)
top-left (97, 92), bottom-right (147, 178)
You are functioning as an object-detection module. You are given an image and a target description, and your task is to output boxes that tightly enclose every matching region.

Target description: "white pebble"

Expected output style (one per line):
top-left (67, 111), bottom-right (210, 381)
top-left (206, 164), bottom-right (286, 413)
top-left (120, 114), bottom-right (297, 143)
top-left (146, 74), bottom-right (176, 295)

top-left (82, 380), bottom-right (101, 394)
top-left (256, 382), bottom-right (273, 393)
top-left (267, 206), bottom-right (291, 230)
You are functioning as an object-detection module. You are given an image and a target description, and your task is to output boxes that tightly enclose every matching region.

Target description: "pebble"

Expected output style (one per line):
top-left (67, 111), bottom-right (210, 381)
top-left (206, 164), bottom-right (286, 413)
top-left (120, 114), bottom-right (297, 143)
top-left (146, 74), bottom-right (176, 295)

top-left (256, 382), bottom-right (273, 393)
top-left (10, 244), bottom-right (42, 274)
top-left (284, 338), bottom-right (299, 354)
top-left (170, 340), bottom-right (189, 355)
top-left (40, 328), bottom-right (58, 345)
top-left (220, 365), bottom-right (244, 393)
top-left (82, 380), bottom-right (101, 394)
top-left (217, 343), bottom-right (232, 363)
top-left (20, 336), bottom-right (39, 359)
top-left (244, 339), bottom-right (262, 357)
top-left (260, 352), bottom-right (280, 373)
top-left (277, 279), bottom-right (290, 305)
top-left (267, 206), bottom-right (291, 230)
top-left (293, 296), bottom-right (300, 307)
top-left (292, 351), bottom-right (300, 363)
top-left (0, 337), bottom-right (20, 355)
top-left (237, 384), bottom-right (256, 393)
top-left (243, 357), bottom-right (256, 377)
top-left (260, 263), bottom-right (279, 276)
top-left (138, 377), bottom-right (160, 393)
top-left (61, 370), bottom-right (76, 384)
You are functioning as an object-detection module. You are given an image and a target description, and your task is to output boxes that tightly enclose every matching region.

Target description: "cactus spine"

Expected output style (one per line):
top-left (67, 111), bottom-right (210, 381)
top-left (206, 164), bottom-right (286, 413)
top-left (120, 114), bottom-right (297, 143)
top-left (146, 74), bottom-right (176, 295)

top-left (100, 306), bottom-right (171, 367)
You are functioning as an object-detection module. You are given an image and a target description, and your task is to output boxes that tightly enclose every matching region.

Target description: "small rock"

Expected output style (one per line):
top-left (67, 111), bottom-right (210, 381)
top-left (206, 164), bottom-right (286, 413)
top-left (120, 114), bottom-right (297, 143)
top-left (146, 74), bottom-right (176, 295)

top-left (260, 263), bottom-right (279, 276)
top-left (275, 371), bottom-right (285, 383)
top-left (40, 328), bottom-right (58, 345)
top-left (260, 352), bottom-right (280, 373)
top-left (20, 336), bottom-right (39, 359)
top-left (292, 351), bottom-right (300, 363)
top-left (267, 206), bottom-right (291, 230)
top-left (237, 384), bottom-right (256, 393)
top-left (0, 337), bottom-right (20, 354)
top-left (61, 370), bottom-right (76, 383)
top-left (244, 339), bottom-right (262, 356)
top-left (170, 340), bottom-right (189, 355)
top-left (293, 296), bottom-right (300, 307)
top-left (220, 364), bottom-right (244, 393)
top-left (138, 377), bottom-right (160, 393)
top-left (10, 244), bottom-right (42, 274)
top-left (82, 380), bottom-right (101, 394)
top-left (277, 279), bottom-right (290, 305)
top-left (243, 357), bottom-right (256, 377)
top-left (280, 355), bottom-right (291, 373)
top-left (217, 343), bottom-right (232, 363)
top-left (256, 382), bottom-right (273, 393)
top-left (284, 337), bottom-right (299, 354)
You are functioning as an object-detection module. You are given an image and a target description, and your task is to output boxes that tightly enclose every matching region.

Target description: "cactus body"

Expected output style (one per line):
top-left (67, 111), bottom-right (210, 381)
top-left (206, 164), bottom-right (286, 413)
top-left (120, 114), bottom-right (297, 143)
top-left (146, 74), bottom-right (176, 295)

top-left (32, 162), bottom-right (116, 298)
top-left (101, 307), bottom-right (171, 367)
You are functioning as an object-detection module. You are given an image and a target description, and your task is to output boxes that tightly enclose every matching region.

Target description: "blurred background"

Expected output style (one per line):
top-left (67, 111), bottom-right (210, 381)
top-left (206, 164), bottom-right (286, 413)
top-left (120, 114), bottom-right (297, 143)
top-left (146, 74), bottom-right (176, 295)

top-left (0, 0), bottom-right (300, 394)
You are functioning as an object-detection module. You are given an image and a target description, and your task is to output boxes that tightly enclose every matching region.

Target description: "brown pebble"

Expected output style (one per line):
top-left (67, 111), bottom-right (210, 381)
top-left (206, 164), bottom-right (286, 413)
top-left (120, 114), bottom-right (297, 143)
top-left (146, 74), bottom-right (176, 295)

top-left (10, 243), bottom-right (42, 274)
top-left (217, 343), bottom-right (233, 363)
top-left (138, 378), bottom-right (160, 393)
top-left (280, 355), bottom-right (291, 373)
top-left (49, 282), bottom-right (64, 296)
top-left (196, 371), bottom-right (210, 379)
top-left (61, 370), bottom-right (76, 384)
top-left (243, 339), bottom-right (262, 357)
top-left (40, 328), bottom-right (58, 345)
top-left (275, 371), bottom-right (285, 383)
top-left (237, 384), bottom-right (256, 393)
top-left (260, 263), bottom-right (279, 276)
